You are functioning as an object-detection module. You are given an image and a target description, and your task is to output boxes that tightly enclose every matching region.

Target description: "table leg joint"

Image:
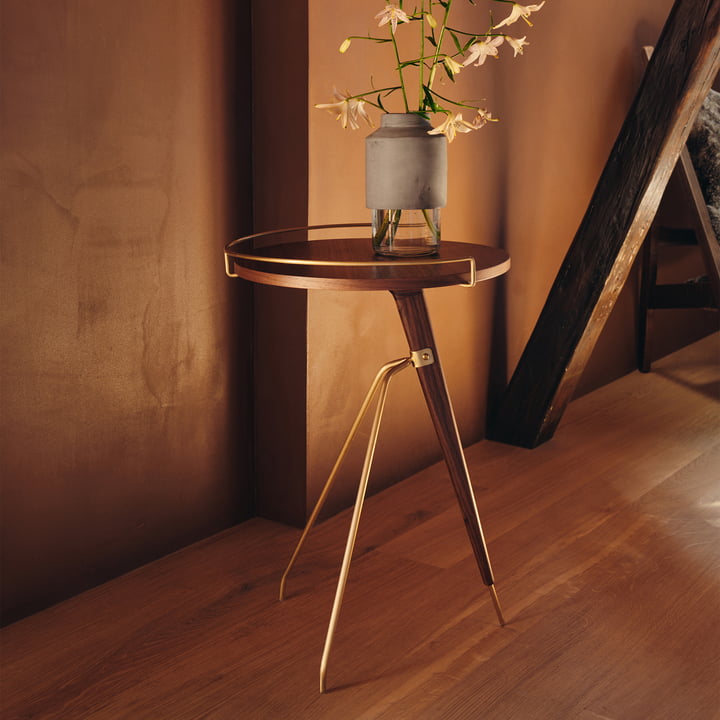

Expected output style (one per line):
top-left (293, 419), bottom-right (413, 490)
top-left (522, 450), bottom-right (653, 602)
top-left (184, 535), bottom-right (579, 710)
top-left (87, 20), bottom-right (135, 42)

top-left (410, 347), bottom-right (436, 367)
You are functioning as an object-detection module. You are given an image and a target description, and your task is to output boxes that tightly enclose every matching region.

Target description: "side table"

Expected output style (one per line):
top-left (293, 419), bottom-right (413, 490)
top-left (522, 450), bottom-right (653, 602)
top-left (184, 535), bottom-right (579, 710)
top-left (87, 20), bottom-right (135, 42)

top-left (225, 224), bottom-right (511, 692)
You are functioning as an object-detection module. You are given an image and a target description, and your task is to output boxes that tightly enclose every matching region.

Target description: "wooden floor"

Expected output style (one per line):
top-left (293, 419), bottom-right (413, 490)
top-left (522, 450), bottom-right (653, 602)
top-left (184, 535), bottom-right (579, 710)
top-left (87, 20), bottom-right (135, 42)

top-left (1, 335), bottom-right (719, 720)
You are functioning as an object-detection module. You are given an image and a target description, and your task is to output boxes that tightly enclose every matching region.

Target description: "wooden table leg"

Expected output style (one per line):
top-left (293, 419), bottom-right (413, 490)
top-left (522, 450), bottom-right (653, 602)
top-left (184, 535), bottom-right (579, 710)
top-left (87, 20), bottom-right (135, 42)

top-left (391, 289), bottom-right (505, 625)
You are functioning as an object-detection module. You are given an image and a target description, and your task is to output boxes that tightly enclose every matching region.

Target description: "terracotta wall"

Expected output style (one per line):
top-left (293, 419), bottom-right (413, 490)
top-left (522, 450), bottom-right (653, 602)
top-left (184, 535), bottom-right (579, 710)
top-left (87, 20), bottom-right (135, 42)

top-left (0, 0), bottom-right (253, 623)
top-left (300, 0), bottom-right (713, 518)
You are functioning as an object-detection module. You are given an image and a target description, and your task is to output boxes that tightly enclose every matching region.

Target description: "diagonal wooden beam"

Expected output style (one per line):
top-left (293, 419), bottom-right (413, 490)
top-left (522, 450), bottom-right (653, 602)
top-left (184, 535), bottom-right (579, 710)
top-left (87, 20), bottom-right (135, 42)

top-left (489, 0), bottom-right (720, 449)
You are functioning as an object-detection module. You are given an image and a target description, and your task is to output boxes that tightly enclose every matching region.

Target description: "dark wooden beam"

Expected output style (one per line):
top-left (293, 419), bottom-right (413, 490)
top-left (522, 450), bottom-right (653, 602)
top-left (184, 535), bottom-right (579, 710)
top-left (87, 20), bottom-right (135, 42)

top-left (489, 0), bottom-right (720, 448)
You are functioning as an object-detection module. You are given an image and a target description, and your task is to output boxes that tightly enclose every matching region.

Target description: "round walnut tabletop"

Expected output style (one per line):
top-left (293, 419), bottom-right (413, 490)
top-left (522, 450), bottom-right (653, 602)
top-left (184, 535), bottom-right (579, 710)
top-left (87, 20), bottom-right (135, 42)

top-left (224, 224), bottom-right (510, 291)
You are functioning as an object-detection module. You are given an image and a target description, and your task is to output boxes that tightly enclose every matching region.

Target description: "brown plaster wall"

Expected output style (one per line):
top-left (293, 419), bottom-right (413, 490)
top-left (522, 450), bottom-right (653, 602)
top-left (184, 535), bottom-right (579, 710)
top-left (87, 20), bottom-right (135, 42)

top-left (0, 0), bottom-right (253, 623)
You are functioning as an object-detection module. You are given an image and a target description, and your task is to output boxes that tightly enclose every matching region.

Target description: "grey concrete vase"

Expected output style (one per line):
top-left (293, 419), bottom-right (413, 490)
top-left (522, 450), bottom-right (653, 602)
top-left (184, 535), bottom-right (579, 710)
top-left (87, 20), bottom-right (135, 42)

top-left (365, 113), bottom-right (447, 256)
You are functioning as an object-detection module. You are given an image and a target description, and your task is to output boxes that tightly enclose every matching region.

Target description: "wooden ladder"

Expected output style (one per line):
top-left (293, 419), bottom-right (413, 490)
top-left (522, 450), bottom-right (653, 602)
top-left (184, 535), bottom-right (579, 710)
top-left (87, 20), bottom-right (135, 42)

top-left (638, 146), bottom-right (720, 371)
top-left (489, 0), bottom-right (720, 449)
top-left (638, 48), bottom-right (720, 372)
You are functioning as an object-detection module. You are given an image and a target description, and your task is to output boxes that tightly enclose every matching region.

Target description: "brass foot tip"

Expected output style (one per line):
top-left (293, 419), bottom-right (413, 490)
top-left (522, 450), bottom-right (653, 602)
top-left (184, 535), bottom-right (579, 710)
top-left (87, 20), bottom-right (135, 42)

top-left (488, 584), bottom-right (506, 627)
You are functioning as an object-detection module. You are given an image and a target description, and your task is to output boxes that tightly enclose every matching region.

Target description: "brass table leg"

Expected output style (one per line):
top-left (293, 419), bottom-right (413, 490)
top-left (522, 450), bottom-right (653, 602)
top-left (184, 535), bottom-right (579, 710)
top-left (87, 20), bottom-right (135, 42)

top-left (279, 356), bottom-right (412, 603)
top-left (392, 289), bottom-right (506, 627)
top-left (319, 357), bottom-right (410, 693)
top-left (276, 356), bottom-right (412, 693)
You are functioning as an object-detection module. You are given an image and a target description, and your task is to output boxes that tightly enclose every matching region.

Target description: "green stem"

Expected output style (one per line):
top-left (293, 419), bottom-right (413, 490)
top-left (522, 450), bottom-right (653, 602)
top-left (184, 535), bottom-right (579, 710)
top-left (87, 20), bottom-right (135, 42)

top-left (374, 209), bottom-right (439, 243)
top-left (427, 0), bottom-right (454, 95)
top-left (345, 86), bottom-right (401, 99)
top-left (429, 89), bottom-right (478, 109)
top-left (374, 212), bottom-right (391, 242)
top-left (391, 209), bottom-right (402, 236)
top-left (444, 26), bottom-right (500, 36)
top-left (428, 87), bottom-right (495, 115)
top-left (391, 31), bottom-right (410, 112)
top-left (344, 34), bottom-right (392, 43)
top-left (421, 208), bottom-right (439, 238)
top-left (336, 86), bottom-right (402, 111)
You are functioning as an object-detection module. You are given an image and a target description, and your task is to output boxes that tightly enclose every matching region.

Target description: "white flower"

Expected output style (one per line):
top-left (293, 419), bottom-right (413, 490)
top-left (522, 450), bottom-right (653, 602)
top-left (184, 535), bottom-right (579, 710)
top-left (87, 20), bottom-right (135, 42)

top-left (493, 2), bottom-right (545, 29)
top-left (315, 89), bottom-right (374, 130)
top-left (348, 97), bottom-right (374, 129)
top-left (375, 5), bottom-right (411, 34)
top-left (471, 108), bottom-right (497, 128)
top-left (443, 55), bottom-right (464, 76)
top-left (463, 36), bottom-right (504, 67)
top-left (506, 36), bottom-right (529, 57)
top-left (427, 113), bottom-right (477, 143)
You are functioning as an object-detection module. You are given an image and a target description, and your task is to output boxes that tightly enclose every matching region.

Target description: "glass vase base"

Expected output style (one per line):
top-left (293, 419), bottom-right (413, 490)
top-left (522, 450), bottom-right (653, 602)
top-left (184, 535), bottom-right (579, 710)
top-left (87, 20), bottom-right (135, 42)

top-left (371, 208), bottom-right (440, 257)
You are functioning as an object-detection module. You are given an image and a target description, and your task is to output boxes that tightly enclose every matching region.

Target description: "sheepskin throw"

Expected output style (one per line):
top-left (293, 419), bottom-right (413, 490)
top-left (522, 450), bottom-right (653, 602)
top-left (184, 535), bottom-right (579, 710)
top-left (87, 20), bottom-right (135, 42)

top-left (686, 87), bottom-right (720, 241)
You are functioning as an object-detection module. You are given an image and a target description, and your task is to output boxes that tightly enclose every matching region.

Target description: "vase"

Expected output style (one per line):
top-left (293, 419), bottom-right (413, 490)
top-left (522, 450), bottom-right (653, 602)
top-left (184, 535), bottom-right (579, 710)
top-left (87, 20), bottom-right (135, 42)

top-left (365, 113), bottom-right (447, 256)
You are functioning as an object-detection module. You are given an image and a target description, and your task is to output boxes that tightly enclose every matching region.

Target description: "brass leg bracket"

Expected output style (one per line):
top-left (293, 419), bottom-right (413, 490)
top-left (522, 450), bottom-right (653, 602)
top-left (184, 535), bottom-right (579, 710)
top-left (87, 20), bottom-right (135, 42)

top-left (410, 347), bottom-right (435, 367)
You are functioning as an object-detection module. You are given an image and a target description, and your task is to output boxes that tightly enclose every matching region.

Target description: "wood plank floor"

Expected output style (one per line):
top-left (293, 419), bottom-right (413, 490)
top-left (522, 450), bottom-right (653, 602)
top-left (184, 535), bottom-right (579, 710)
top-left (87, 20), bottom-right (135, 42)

top-left (1, 334), bottom-right (719, 720)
